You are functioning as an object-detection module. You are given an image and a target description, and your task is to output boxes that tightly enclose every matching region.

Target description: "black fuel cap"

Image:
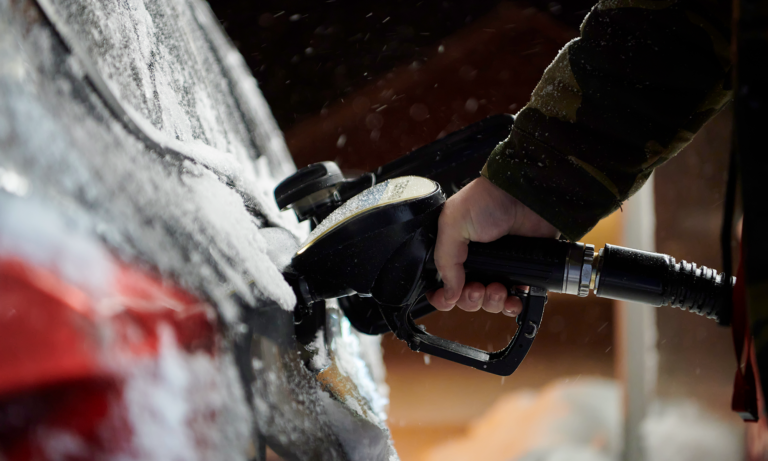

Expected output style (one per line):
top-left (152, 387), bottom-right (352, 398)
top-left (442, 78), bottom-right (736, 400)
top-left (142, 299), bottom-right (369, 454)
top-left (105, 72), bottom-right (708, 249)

top-left (274, 161), bottom-right (344, 211)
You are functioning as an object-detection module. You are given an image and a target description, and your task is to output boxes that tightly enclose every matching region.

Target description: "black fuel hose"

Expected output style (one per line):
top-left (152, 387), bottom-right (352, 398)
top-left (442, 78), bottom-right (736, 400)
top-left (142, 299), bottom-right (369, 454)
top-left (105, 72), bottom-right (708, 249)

top-left (453, 236), bottom-right (733, 322)
top-left (594, 244), bottom-right (732, 320)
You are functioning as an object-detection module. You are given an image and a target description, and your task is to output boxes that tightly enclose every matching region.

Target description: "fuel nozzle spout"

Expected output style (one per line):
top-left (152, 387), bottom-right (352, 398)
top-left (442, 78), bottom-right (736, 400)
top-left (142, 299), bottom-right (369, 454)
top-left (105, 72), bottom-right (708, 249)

top-left (591, 244), bottom-right (735, 321)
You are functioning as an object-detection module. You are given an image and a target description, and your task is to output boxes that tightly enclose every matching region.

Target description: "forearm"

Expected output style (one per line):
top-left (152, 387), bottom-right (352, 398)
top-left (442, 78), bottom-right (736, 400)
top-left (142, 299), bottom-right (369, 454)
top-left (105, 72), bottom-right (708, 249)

top-left (483, 0), bottom-right (732, 240)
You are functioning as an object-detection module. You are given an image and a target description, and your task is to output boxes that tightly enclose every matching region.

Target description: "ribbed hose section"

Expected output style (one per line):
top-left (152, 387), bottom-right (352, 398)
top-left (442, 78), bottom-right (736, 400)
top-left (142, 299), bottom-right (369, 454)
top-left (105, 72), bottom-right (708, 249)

top-left (594, 245), bottom-right (735, 324)
top-left (665, 259), bottom-right (733, 320)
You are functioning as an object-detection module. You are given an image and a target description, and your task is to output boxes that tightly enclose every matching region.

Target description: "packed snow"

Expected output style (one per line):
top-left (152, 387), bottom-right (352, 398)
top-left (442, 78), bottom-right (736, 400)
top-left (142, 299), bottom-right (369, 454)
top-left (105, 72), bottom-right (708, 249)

top-left (423, 378), bottom-right (743, 461)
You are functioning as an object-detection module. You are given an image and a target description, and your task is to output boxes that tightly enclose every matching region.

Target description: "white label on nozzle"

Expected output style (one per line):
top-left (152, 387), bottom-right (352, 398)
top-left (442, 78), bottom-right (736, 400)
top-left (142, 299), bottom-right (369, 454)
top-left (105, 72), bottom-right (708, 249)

top-left (297, 176), bottom-right (437, 254)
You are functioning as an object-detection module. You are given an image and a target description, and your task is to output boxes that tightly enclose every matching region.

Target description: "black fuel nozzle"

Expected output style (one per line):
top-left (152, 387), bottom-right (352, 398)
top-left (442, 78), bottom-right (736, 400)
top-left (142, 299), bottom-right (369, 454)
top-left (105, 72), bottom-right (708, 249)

top-left (276, 114), bottom-right (737, 376)
top-left (280, 174), bottom-right (736, 375)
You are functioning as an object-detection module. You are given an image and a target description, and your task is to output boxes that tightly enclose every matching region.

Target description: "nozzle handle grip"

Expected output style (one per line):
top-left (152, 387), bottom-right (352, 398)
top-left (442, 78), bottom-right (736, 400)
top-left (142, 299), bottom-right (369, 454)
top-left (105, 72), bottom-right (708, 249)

top-left (381, 236), bottom-right (579, 374)
top-left (463, 235), bottom-right (571, 293)
top-left (380, 286), bottom-right (547, 376)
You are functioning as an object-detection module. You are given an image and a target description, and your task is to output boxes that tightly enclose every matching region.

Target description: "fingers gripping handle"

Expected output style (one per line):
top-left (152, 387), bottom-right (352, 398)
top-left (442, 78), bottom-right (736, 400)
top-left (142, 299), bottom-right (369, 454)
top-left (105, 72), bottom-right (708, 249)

top-left (380, 287), bottom-right (547, 376)
top-left (380, 236), bottom-right (574, 374)
top-left (423, 235), bottom-right (581, 296)
top-left (463, 236), bottom-right (573, 293)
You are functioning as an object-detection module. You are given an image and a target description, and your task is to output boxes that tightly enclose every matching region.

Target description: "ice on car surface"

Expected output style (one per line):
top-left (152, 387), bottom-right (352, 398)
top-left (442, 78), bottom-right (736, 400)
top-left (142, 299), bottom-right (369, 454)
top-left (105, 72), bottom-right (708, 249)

top-left (0, 0), bottom-right (396, 459)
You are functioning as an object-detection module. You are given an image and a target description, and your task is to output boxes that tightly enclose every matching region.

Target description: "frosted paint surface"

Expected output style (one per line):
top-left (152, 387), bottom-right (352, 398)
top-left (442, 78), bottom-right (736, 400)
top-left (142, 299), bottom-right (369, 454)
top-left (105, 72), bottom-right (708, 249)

top-left (299, 176), bottom-right (437, 252)
top-left (335, 316), bottom-right (391, 422)
top-left (116, 325), bottom-right (252, 461)
top-left (251, 303), bottom-right (397, 460)
top-left (0, 0), bottom-right (395, 459)
top-left (0, 195), bottom-right (115, 298)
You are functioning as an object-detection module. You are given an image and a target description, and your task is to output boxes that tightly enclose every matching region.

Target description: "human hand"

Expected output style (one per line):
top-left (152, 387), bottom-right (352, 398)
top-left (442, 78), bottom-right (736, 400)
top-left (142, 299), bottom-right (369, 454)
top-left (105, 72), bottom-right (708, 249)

top-left (425, 177), bottom-right (559, 316)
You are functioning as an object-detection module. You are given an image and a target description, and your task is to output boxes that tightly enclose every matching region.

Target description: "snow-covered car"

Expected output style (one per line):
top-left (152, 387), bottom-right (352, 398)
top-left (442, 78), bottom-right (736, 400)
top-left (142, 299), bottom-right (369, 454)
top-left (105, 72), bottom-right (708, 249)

top-left (0, 0), bottom-right (395, 459)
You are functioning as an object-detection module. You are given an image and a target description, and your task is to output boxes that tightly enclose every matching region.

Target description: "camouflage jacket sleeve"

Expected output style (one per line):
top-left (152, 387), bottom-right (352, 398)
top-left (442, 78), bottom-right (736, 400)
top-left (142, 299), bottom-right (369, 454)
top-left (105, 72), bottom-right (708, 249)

top-left (481, 0), bottom-right (732, 241)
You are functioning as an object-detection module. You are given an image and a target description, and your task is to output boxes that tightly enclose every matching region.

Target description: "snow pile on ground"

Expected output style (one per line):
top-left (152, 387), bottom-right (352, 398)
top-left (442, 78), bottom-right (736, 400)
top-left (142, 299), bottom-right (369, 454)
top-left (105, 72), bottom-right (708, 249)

top-left (642, 401), bottom-right (743, 461)
top-left (424, 378), bottom-right (743, 461)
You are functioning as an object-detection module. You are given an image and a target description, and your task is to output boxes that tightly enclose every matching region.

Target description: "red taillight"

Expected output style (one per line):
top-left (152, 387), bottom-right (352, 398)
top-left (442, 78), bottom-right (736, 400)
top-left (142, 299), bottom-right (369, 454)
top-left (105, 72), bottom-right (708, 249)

top-left (0, 256), bottom-right (220, 460)
top-left (0, 258), bottom-right (104, 398)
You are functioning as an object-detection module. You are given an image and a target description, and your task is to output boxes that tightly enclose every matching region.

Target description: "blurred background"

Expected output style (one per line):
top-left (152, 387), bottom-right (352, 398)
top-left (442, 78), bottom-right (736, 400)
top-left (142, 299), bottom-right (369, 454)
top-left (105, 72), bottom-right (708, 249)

top-left (208, 1), bottom-right (740, 459)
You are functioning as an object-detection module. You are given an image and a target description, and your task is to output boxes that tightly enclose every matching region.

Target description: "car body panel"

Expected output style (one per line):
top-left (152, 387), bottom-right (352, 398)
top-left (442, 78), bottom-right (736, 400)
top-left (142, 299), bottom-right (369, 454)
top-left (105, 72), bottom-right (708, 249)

top-left (0, 0), bottom-right (395, 459)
